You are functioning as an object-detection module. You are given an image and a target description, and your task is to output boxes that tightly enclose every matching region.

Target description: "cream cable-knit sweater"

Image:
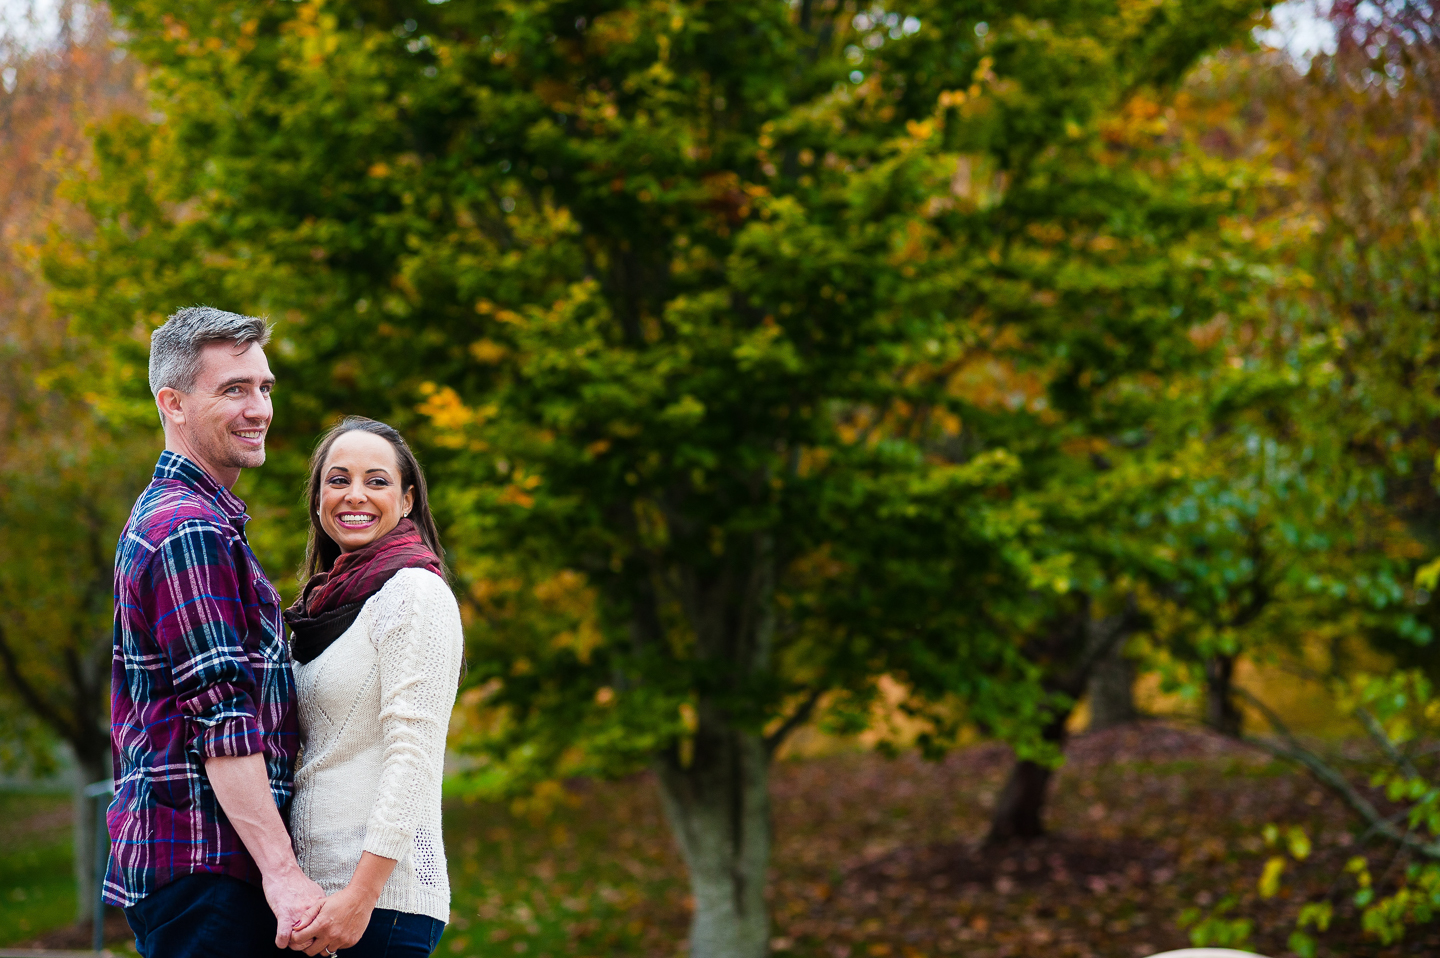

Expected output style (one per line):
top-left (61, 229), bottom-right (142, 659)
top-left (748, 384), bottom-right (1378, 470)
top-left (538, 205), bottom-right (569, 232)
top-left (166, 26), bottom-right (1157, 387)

top-left (290, 568), bottom-right (463, 924)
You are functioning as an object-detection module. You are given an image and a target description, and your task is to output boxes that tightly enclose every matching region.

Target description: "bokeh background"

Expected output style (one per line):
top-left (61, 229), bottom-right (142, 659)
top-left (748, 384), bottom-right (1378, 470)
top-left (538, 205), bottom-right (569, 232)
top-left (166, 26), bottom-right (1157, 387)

top-left (5, 1), bottom-right (1440, 956)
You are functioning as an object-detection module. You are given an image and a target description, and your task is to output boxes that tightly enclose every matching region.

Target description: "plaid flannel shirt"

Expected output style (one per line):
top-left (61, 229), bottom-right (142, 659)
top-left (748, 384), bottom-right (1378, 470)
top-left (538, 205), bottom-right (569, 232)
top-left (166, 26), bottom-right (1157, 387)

top-left (104, 451), bottom-right (298, 907)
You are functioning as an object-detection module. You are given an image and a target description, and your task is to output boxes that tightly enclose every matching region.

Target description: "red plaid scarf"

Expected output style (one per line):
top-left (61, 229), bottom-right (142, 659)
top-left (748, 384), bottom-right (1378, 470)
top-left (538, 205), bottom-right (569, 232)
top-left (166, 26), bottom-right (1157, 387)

top-left (284, 517), bottom-right (443, 663)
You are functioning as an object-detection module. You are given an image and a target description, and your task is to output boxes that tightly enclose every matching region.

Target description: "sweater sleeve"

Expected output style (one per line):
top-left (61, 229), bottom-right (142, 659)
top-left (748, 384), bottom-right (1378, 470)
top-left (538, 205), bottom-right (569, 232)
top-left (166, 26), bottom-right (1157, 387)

top-left (362, 569), bottom-right (464, 862)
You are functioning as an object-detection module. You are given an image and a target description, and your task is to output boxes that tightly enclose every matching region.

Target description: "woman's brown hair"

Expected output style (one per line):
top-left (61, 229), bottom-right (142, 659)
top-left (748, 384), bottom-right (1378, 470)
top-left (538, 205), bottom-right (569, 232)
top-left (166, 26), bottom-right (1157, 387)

top-left (301, 416), bottom-right (448, 583)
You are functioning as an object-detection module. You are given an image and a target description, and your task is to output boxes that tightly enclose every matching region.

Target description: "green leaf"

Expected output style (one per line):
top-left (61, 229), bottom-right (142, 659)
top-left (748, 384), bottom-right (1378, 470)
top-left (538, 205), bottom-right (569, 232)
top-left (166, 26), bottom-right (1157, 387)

top-left (1288, 930), bottom-right (1318, 958)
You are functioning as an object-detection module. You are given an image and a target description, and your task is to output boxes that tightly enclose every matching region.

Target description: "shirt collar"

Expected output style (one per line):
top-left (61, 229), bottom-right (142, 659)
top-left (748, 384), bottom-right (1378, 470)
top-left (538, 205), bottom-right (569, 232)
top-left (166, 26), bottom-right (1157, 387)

top-left (153, 450), bottom-right (250, 527)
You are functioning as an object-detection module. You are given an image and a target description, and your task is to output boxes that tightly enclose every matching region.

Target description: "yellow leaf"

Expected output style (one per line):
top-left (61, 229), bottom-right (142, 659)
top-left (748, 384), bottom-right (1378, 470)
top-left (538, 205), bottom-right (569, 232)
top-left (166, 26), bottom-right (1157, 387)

top-left (499, 486), bottom-right (535, 508)
top-left (905, 119), bottom-right (933, 140)
top-left (470, 339), bottom-right (508, 364)
top-left (416, 385), bottom-right (475, 430)
top-left (1287, 826), bottom-right (1312, 861)
top-left (1416, 556), bottom-right (1440, 591)
top-left (1258, 856), bottom-right (1286, 899)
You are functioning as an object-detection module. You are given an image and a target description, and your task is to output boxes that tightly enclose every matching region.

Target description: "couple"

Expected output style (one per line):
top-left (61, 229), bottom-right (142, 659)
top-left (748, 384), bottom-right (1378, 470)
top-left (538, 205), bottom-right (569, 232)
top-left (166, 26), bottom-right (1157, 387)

top-left (103, 307), bottom-right (463, 958)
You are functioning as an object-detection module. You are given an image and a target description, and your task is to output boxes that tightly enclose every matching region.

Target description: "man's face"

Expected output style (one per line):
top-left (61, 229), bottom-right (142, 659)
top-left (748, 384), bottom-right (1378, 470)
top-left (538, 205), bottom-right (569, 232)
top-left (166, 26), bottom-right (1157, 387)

top-left (162, 341), bottom-right (274, 479)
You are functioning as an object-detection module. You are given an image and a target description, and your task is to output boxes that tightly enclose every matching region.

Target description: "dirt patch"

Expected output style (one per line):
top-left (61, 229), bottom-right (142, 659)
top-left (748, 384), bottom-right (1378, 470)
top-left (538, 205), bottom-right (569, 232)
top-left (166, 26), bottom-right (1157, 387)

top-left (0, 802), bottom-right (71, 850)
top-left (1063, 719), bottom-right (1262, 769)
top-left (848, 833), bottom-right (1177, 894)
top-left (763, 722), bottom-right (1440, 957)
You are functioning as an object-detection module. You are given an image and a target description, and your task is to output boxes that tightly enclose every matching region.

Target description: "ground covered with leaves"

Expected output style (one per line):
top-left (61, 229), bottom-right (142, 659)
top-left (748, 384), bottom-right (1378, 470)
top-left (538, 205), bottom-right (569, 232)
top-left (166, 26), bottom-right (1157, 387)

top-left (440, 723), bottom-right (1440, 958)
top-left (7, 723), bottom-right (1440, 956)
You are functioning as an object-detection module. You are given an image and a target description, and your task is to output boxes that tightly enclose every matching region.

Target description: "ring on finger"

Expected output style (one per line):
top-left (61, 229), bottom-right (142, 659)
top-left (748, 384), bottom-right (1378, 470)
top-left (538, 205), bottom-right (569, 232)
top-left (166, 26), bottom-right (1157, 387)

top-left (322, 949), bottom-right (337, 957)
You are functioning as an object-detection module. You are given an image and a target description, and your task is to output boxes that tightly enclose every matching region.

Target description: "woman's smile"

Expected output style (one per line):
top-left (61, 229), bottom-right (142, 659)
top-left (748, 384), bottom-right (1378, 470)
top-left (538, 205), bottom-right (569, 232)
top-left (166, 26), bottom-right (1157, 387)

top-left (318, 430), bottom-right (415, 552)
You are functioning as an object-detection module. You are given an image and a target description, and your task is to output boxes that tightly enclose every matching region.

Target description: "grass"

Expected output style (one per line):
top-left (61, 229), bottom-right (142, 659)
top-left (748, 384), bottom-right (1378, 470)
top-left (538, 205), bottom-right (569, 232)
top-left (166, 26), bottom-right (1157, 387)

top-left (440, 776), bottom-right (686, 958)
top-left (0, 791), bottom-right (77, 945)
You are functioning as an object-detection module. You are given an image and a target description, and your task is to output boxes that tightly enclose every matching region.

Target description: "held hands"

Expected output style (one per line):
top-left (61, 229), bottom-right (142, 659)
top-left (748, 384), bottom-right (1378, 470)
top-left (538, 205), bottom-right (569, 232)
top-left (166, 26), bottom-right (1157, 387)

top-left (263, 863), bottom-right (327, 949)
top-left (288, 850), bottom-right (398, 954)
top-left (201, 755), bottom-right (328, 949)
top-left (290, 884), bottom-right (379, 955)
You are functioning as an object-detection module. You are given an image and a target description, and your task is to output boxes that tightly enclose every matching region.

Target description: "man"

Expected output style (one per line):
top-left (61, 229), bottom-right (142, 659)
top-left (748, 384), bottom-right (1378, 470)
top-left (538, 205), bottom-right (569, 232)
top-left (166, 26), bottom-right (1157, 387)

top-left (104, 307), bottom-right (324, 956)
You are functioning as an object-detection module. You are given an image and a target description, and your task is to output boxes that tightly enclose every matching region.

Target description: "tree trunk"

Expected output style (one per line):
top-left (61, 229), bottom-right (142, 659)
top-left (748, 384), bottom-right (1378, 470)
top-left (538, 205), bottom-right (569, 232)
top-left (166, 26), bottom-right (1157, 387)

top-left (985, 708), bottom-right (1070, 845)
top-left (655, 715), bottom-right (770, 958)
top-left (1086, 639), bottom-right (1137, 732)
top-left (646, 528), bottom-right (777, 958)
top-left (1205, 654), bottom-right (1243, 737)
top-left (986, 602), bottom-right (1137, 845)
top-left (986, 755), bottom-right (1055, 842)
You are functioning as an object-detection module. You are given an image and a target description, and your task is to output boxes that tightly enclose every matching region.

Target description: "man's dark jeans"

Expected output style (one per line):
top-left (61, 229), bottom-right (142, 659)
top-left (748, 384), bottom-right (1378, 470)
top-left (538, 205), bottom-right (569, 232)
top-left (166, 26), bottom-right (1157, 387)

top-left (124, 872), bottom-right (289, 958)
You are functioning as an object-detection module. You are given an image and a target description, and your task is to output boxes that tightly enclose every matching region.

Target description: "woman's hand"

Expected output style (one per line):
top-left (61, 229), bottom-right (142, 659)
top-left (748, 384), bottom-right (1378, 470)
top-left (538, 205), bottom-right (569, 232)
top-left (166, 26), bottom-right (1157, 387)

top-left (289, 884), bottom-right (376, 955)
top-left (289, 851), bottom-right (399, 955)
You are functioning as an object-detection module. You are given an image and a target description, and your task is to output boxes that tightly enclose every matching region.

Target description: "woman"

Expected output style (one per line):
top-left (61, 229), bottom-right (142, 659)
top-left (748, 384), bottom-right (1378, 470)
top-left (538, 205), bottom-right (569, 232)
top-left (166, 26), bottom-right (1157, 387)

top-left (283, 417), bottom-right (463, 957)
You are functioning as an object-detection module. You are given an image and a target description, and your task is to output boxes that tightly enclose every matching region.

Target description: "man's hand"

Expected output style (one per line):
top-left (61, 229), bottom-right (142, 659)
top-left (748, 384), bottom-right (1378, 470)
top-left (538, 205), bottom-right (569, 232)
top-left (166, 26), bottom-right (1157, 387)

top-left (264, 862), bottom-right (327, 948)
top-left (205, 754), bottom-right (322, 947)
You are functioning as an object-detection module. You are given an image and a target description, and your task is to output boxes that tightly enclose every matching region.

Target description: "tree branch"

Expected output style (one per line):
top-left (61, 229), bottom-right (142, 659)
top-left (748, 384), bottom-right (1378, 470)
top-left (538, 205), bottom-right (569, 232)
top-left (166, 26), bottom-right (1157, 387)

top-left (1060, 594), bottom-right (1140, 696)
top-left (765, 686), bottom-right (824, 756)
top-left (0, 610), bottom-right (80, 743)
top-left (1356, 706), bottom-right (1422, 781)
top-left (1231, 685), bottom-right (1440, 860)
top-left (1223, 521), bottom-right (1272, 631)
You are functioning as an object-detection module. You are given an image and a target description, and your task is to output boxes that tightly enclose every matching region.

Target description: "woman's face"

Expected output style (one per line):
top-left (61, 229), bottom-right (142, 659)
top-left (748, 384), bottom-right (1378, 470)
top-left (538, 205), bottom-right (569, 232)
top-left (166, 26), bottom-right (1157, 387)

top-left (318, 430), bottom-right (416, 554)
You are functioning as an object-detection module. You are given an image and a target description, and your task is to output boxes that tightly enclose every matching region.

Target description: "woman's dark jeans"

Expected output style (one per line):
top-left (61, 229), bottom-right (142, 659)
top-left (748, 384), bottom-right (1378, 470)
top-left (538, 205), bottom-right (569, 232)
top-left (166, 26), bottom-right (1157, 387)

top-left (343, 907), bottom-right (446, 957)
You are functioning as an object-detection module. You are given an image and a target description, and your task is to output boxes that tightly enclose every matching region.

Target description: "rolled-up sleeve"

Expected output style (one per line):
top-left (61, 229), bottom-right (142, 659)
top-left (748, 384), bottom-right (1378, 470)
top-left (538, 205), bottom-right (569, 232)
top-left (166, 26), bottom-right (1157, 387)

top-left (150, 520), bottom-right (263, 759)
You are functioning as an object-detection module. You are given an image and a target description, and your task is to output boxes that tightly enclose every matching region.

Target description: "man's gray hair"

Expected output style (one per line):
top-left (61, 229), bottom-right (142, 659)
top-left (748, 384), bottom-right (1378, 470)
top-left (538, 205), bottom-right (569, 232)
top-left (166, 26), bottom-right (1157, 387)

top-left (148, 306), bottom-right (272, 397)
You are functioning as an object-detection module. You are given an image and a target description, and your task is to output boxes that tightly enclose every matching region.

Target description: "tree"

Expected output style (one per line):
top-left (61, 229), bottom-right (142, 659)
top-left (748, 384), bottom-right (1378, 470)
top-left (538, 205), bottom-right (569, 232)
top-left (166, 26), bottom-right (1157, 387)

top-left (1264, 0), bottom-right (1440, 668)
top-left (45, 1), bottom-right (1270, 953)
top-left (1154, 2), bottom-right (1440, 950)
top-left (960, 60), bottom-right (1277, 841)
top-left (0, 3), bottom-right (146, 923)
top-left (1158, 0), bottom-right (1440, 738)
